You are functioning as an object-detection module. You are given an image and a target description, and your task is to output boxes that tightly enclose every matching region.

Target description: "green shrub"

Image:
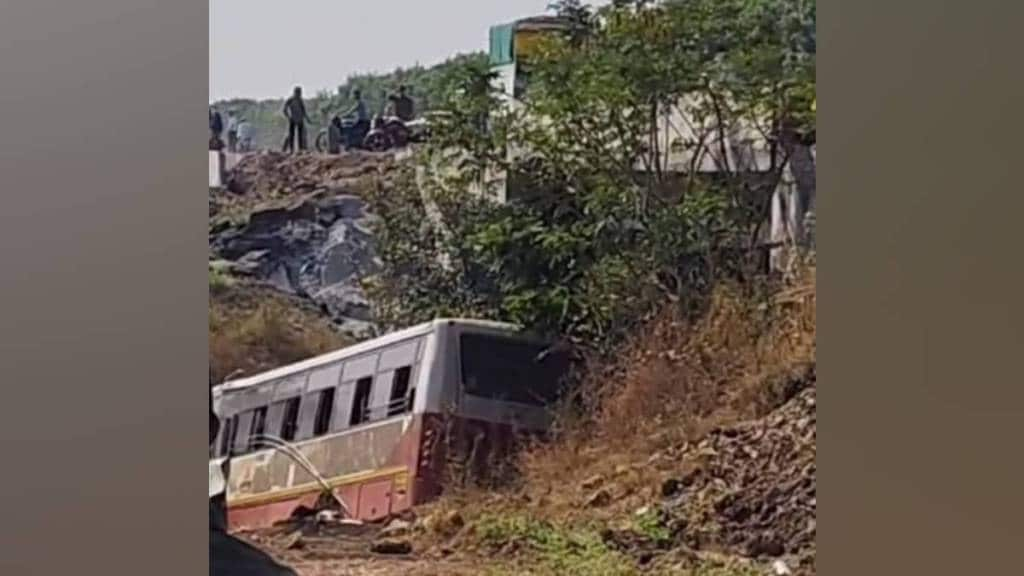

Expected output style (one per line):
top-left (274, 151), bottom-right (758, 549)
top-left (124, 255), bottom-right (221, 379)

top-left (475, 513), bottom-right (636, 576)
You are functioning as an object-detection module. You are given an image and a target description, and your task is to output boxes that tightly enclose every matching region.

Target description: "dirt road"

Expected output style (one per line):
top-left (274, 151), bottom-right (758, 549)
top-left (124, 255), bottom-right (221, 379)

top-left (237, 521), bottom-right (483, 576)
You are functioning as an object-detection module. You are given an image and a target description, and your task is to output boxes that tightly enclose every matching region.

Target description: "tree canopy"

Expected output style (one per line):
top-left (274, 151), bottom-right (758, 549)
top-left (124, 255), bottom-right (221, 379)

top-left (365, 0), bottom-right (816, 354)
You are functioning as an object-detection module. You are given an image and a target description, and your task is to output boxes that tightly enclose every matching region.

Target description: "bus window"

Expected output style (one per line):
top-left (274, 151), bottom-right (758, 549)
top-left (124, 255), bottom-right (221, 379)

top-left (313, 389), bottom-right (335, 436)
top-left (247, 407), bottom-right (267, 452)
top-left (218, 415), bottom-right (235, 457)
top-left (227, 416), bottom-right (239, 455)
top-left (279, 397), bottom-right (301, 441)
top-left (388, 366), bottom-right (412, 416)
top-left (231, 412), bottom-right (253, 455)
top-left (350, 377), bottom-right (373, 426)
top-left (513, 66), bottom-right (532, 100)
top-left (460, 334), bottom-right (568, 407)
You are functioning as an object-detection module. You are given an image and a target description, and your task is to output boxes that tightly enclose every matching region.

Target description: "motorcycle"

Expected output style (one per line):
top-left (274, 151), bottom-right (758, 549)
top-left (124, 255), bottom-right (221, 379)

top-left (363, 115), bottom-right (412, 151)
top-left (316, 114), bottom-right (430, 153)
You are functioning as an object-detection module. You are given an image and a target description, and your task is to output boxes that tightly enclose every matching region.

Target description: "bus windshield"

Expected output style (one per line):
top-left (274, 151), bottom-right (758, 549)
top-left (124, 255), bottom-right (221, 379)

top-left (459, 333), bottom-right (569, 407)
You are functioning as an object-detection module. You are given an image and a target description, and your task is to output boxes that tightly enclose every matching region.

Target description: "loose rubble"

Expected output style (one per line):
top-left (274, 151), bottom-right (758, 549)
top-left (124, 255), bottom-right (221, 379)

top-left (659, 371), bottom-right (816, 573)
top-left (223, 151), bottom-right (395, 201)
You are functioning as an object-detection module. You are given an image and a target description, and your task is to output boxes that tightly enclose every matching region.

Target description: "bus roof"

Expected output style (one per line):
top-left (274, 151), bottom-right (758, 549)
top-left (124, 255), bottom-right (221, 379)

top-left (214, 318), bottom-right (523, 395)
top-left (505, 15), bottom-right (571, 31)
top-left (489, 16), bottom-right (570, 65)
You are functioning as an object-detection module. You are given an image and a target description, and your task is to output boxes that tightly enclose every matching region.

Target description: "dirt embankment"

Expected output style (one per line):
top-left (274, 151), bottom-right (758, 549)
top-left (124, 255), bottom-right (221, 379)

top-left (210, 277), bottom-right (350, 384)
top-left (213, 151), bottom-right (395, 215)
top-left (244, 375), bottom-right (815, 576)
top-left (237, 272), bottom-right (816, 576)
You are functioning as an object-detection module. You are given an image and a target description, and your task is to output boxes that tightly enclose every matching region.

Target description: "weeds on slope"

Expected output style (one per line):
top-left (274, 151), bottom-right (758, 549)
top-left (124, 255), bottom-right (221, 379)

top-left (419, 267), bottom-right (815, 575)
top-left (475, 512), bottom-right (635, 576)
top-left (209, 280), bottom-right (349, 383)
top-left (455, 510), bottom-right (772, 576)
top-left (512, 267), bottom-right (816, 522)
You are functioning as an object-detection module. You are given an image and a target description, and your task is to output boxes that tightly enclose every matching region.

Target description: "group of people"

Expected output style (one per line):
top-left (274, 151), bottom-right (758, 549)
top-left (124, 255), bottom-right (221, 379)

top-left (208, 108), bottom-right (254, 152)
top-left (210, 84), bottom-right (416, 155)
top-left (282, 84), bottom-right (415, 154)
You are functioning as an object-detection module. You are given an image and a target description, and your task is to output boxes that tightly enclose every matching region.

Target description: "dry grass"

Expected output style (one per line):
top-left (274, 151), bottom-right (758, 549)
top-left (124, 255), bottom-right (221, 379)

top-left (209, 280), bottom-right (350, 383)
top-left (430, 266), bottom-right (816, 529)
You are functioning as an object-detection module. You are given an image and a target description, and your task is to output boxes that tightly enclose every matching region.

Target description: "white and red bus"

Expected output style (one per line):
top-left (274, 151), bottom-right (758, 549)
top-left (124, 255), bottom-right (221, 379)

top-left (209, 318), bottom-right (568, 531)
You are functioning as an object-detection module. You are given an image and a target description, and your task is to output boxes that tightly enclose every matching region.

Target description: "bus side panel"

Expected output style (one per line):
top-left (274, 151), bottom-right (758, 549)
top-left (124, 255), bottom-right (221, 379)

top-left (410, 412), bottom-right (540, 503)
top-left (224, 414), bottom-right (425, 530)
top-left (228, 490), bottom-right (320, 530)
top-left (356, 478), bottom-right (393, 521)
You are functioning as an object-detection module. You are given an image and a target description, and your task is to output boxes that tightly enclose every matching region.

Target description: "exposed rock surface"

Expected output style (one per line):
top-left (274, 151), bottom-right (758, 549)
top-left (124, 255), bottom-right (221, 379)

top-left (210, 151), bottom-right (398, 338)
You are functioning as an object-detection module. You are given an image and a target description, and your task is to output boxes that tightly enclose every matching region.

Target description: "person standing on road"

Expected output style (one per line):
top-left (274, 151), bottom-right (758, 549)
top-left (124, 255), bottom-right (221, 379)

top-left (209, 108), bottom-right (224, 145)
top-left (282, 86), bottom-right (313, 153)
top-left (343, 88), bottom-right (370, 144)
top-left (237, 118), bottom-right (254, 152)
top-left (225, 110), bottom-right (239, 152)
top-left (327, 115), bottom-right (343, 154)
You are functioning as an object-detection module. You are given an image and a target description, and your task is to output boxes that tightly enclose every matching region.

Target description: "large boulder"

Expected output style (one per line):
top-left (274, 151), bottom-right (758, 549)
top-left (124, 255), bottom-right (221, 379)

top-left (210, 193), bottom-right (379, 338)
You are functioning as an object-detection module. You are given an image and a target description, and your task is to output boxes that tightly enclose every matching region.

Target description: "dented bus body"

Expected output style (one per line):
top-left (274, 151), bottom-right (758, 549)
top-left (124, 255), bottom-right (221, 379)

top-left (209, 318), bottom-right (568, 531)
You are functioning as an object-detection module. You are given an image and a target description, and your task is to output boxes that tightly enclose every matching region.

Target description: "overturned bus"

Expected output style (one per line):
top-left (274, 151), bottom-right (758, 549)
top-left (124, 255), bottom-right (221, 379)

top-left (209, 318), bottom-right (569, 531)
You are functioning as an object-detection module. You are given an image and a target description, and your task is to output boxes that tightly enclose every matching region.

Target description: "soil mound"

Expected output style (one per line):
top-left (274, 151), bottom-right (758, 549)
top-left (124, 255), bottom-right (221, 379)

top-left (660, 369), bottom-right (816, 573)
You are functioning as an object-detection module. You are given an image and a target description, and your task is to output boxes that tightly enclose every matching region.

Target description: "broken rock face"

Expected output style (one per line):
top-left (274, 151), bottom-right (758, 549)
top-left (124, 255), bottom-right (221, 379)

top-left (210, 153), bottom-right (390, 338)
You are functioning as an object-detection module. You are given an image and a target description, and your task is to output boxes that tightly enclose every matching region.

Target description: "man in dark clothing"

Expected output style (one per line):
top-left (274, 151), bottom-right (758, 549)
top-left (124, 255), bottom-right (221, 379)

top-left (327, 115), bottom-right (344, 154)
top-left (343, 89), bottom-right (370, 146)
top-left (388, 85), bottom-right (415, 122)
top-left (209, 108), bottom-right (225, 150)
top-left (282, 86), bottom-right (313, 153)
top-left (210, 108), bottom-right (223, 138)
top-left (210, 388), bottom-right (298, 576)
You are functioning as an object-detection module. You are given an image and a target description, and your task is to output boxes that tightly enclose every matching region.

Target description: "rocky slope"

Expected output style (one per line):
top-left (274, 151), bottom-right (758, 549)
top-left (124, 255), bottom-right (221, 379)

top-left (657, 373), bottom-right (816, 573)
top-left (210, 151), bottom-right (398, 339)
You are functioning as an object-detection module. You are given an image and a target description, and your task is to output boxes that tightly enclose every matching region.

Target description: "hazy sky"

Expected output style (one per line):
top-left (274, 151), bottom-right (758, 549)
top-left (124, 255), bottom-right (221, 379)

top-left (210, 0), bottom-right (594, 102)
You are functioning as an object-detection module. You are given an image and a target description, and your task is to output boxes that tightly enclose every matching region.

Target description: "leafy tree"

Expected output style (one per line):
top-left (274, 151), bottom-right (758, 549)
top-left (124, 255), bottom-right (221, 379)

top-left (365, 0), bottom-right (815, 354)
